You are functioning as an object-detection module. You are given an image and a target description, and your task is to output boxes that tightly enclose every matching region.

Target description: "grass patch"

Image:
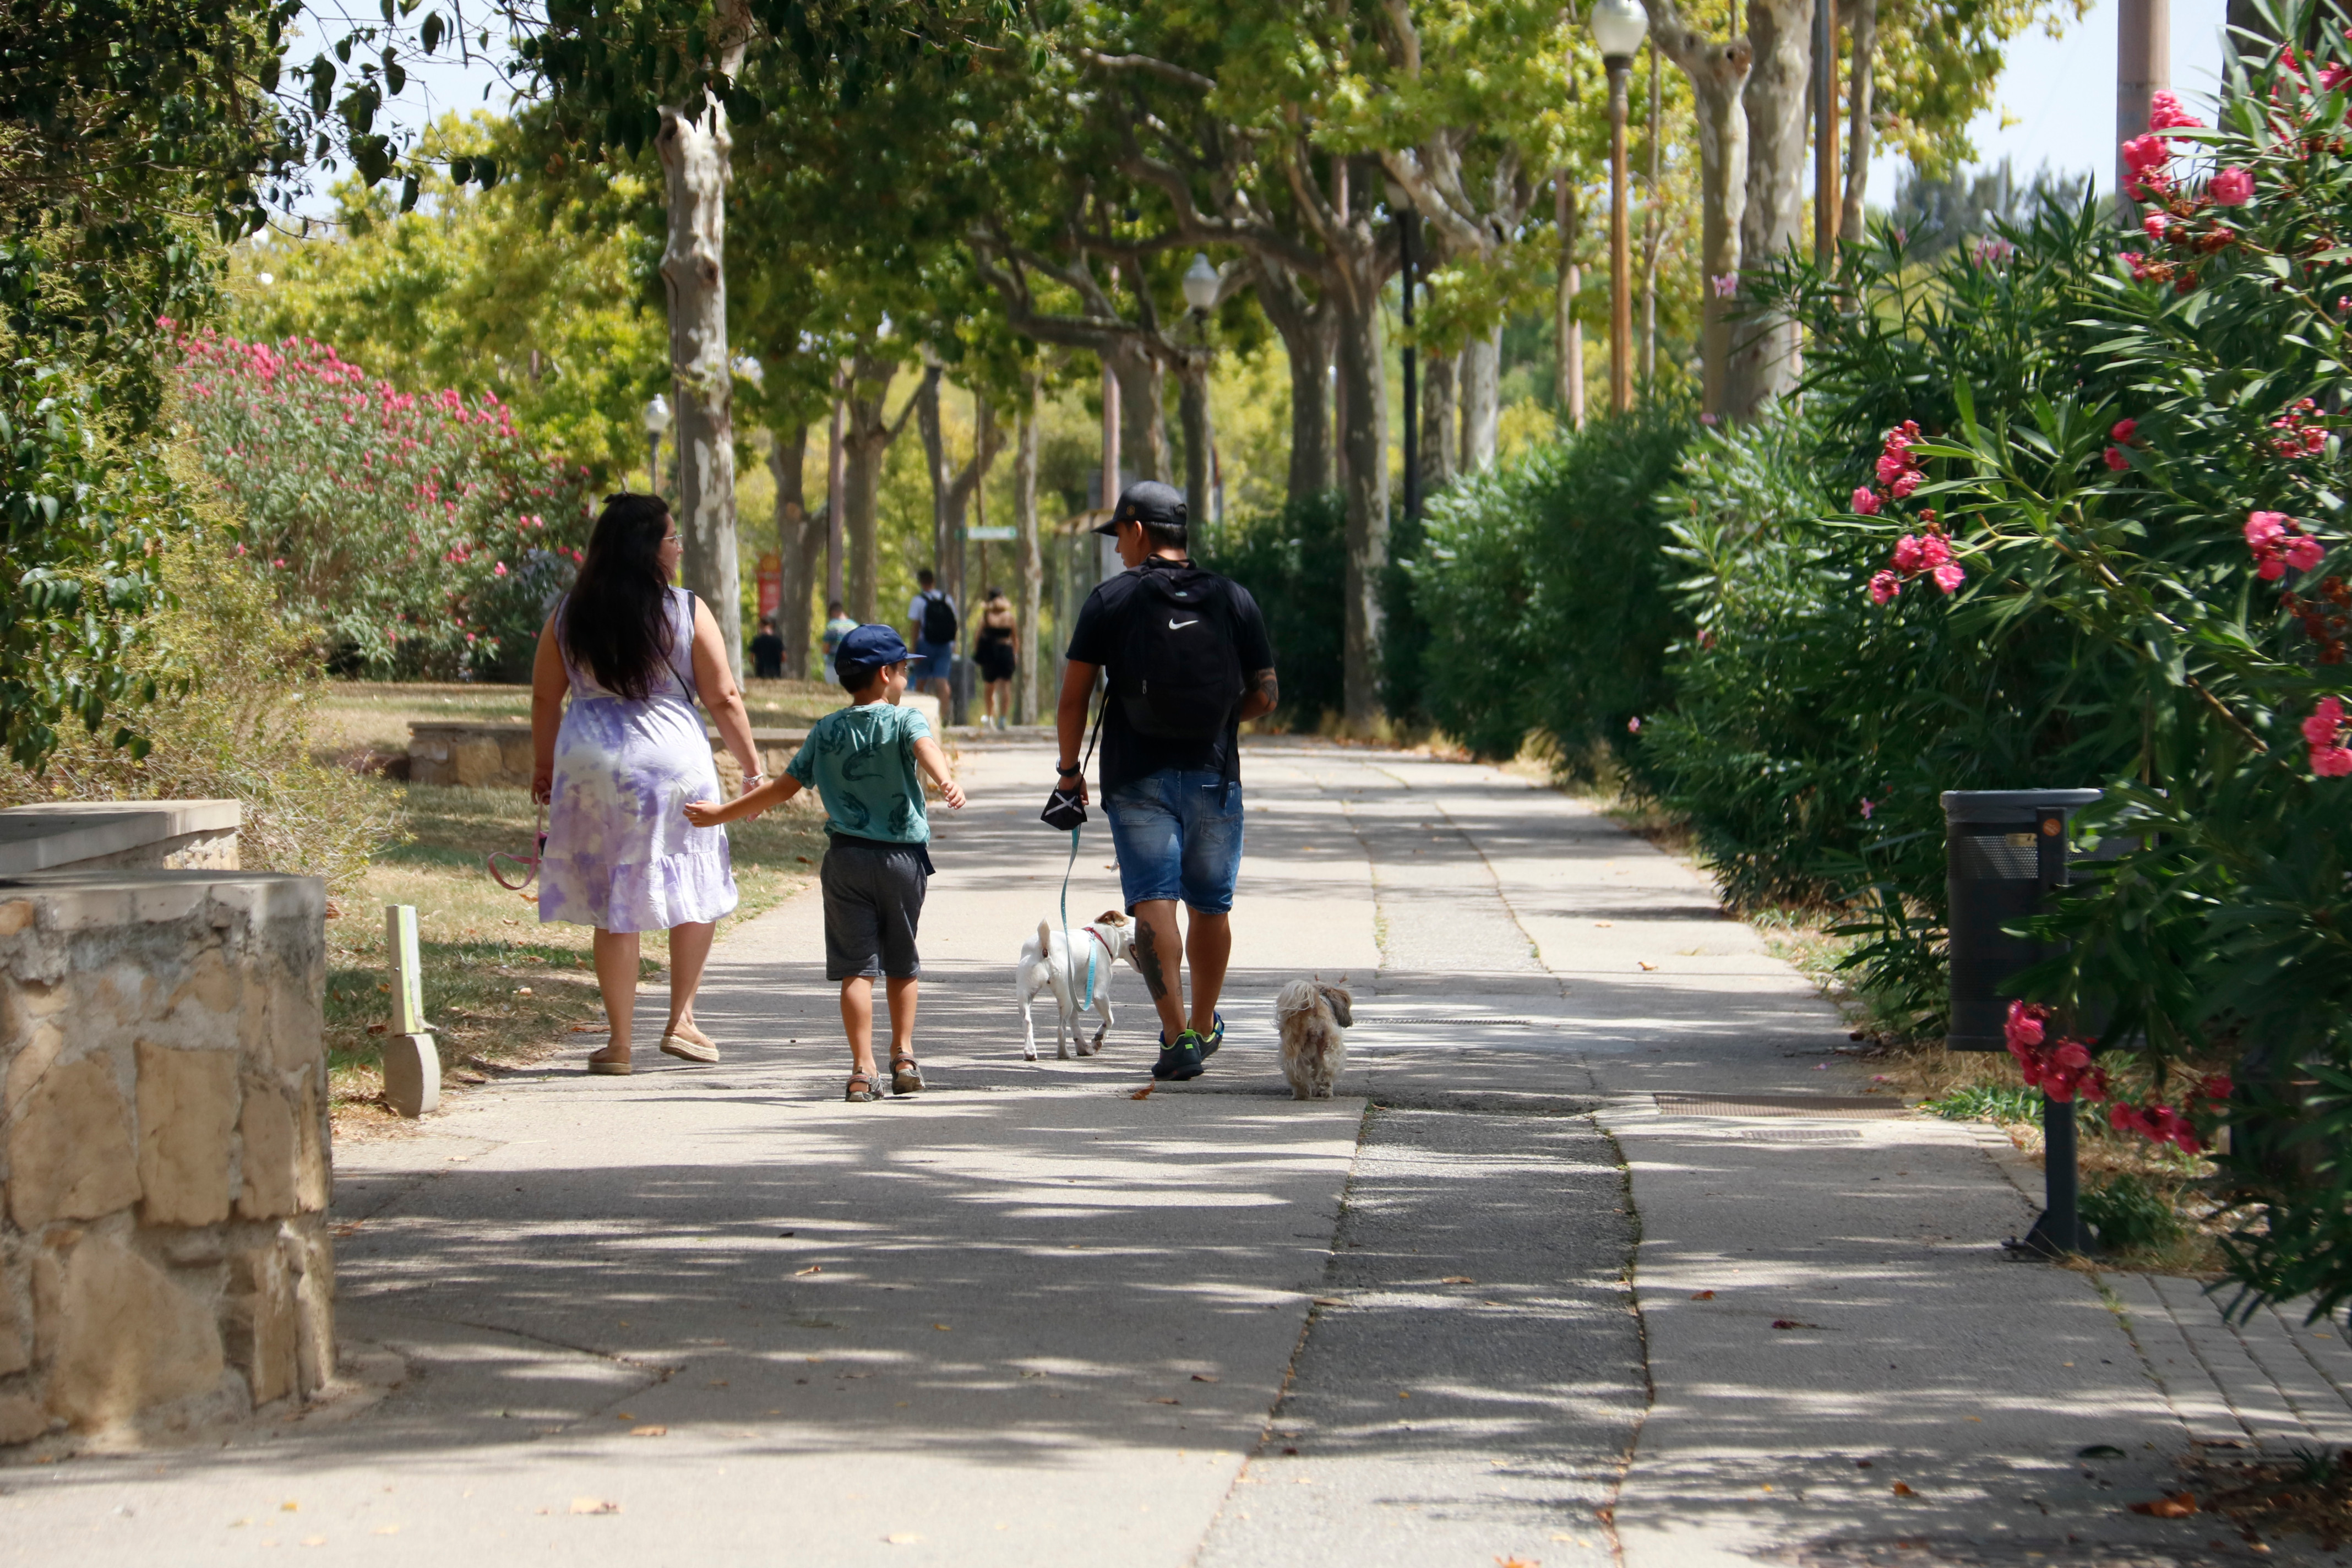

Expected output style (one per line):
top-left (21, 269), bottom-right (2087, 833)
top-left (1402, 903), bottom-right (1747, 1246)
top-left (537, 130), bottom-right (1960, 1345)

top-left (325, 777), bottom-right (829, 1130)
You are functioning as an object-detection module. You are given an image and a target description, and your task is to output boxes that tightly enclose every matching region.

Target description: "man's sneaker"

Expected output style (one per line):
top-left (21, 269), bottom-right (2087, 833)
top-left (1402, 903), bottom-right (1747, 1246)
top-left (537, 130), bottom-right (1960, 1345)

top-left (1152, 1029), bottom-right (1207, 1081)
top-left (1200, 1012), bottom-right (1225, 1057)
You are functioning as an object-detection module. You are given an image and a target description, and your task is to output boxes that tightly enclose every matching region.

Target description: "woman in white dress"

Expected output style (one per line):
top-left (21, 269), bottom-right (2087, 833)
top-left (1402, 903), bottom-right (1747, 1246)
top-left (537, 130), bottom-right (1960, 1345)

top-left (529, 494), bottom-right (763, 1074)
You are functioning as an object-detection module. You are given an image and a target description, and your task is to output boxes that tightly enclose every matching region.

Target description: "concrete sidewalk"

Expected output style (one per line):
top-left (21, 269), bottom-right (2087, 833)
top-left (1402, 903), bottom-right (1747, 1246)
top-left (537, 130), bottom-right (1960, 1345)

top-left (2, 738), bottom-right (2336, 1567)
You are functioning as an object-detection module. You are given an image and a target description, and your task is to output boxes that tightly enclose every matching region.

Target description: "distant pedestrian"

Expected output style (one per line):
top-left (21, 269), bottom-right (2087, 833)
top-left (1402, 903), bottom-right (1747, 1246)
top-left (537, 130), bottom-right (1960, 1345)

top-left (750, 614), bottom-right (786, 679)
top-left (530, 493), bottom-right (765, 1075)
top-left (1053, 481), bottom-right (1277, 1082)
top-left (907, 569), bottom-right (957, 708)
top-left (973, 586), bottom-right (1017, 729)
top-left (820, 599), bottom-right (856, 685)
top-left (688, 625), bottom-right (966, 1102)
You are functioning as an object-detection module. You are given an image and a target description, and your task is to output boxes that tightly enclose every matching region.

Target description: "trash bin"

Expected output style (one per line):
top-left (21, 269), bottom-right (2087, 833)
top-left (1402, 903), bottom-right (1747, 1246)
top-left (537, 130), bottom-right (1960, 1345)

top-left (1942, 788), bottom-right (2103, 1052)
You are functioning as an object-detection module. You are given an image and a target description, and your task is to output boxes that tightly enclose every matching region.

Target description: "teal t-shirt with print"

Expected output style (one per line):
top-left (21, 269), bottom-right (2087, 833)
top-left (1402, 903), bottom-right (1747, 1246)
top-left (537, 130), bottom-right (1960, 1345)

top-left (786, 701), bottom-right (933, 843)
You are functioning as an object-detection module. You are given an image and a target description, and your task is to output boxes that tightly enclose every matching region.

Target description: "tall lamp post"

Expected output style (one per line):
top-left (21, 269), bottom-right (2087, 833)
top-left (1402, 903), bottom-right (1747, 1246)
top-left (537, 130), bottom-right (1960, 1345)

top-left (1589, 0), bottom-right (1647, 415)
top-left (641, 394), bottom-right (671, 497)
top-left (1180, 252), bottom-right (1222, 541)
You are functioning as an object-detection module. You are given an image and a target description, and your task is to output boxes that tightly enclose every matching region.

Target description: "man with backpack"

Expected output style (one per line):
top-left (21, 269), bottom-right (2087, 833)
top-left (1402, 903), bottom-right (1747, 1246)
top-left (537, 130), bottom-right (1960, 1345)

top-left (907, 569), bottom-right (959, 710)
top-left (1053, 480), bottom-right (1279, 1081)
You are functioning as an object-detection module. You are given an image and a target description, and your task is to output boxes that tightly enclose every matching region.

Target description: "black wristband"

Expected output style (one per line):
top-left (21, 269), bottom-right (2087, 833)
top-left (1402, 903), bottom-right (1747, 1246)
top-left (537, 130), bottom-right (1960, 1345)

top-left (1058, 763), bottom-right (1082, 777)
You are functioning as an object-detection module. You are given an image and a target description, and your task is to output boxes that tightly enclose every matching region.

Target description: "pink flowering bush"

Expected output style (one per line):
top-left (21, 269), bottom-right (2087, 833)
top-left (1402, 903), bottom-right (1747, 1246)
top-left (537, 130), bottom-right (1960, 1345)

top-left (173, 331), bottom-right (595, 678)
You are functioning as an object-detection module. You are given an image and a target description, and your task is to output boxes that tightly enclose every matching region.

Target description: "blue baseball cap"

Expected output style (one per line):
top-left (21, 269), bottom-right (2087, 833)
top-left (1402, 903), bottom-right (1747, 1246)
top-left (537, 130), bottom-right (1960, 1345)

top-left (835, 623), bottom-right (910, 679)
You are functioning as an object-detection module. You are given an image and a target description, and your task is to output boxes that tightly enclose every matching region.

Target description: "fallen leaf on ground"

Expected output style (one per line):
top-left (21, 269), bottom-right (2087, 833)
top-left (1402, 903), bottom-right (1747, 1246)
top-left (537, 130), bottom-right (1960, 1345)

top-left (1496, 1558), bottom-right (1538, 1567)
top-left (1312, 1297), bottom-right (1344, 1306)
top-left (1191, 1374), bottom-right (1219, 1382)
top-left (1690, 1290), bottom-right (1716, 1300)
top-left (1151, 1397), bottom-right (1181, 1405)
top-left (1397, 1391), bottom-right (1412, 1400)
top-left (331, 1223), bottom-right (363, 1238)
top-left (569, 1498), bottom-right (620, 1515)
top-left (1441, 1276), bottom-right (1476, 1284)
top-left (933, 1324), bottom-right (951, 1331)
top-left (301, 1536), bottom-right (326, 1547)
top-left (281, 1502), bottom-right (298, 1512)
top-left (1130, 1083), bottom-right (1155, 1099)
top-left (2130, 1493), bottom-right (2199, 1518)
top-left (1637, 961), bottom-right (1658, 971)
top-left (1771, 1320), bottom-right (1823, 1330)
top-left (794, 1265), bottom-right (823, 1276)
top-left (372, 1526), bottom-right (399, 1536)
top-left (630, 1425), bottom-right (667, 1438)
top-left (1854, 1460), bottom-right (1874, 1469)
top-left (1891, 1483), bottom-right (1916, 1497)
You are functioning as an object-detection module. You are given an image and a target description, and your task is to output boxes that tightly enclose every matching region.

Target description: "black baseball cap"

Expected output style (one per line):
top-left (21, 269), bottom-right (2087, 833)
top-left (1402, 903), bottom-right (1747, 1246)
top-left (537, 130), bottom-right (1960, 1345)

top-left (1092, 480), bottom-right (1188, 536)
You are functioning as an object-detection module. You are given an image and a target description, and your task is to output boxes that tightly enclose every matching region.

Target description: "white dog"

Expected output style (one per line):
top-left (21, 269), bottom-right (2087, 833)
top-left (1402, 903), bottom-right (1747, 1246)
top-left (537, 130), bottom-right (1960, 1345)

top-left (1018, 912), bottom-right (1137, 1060)
top-left (1275, 979), bottom-right (1353, 1099)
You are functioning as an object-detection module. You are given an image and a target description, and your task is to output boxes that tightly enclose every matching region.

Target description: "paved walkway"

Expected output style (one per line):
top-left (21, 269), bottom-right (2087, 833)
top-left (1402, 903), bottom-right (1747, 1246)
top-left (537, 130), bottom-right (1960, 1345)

top-left (3, 739), bottom-right (2343, 1566)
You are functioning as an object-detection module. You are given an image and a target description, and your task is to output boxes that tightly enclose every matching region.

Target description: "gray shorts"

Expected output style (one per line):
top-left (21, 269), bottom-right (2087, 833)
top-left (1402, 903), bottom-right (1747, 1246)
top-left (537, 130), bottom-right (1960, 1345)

top-left (820, 836), bottom-right (928, 980)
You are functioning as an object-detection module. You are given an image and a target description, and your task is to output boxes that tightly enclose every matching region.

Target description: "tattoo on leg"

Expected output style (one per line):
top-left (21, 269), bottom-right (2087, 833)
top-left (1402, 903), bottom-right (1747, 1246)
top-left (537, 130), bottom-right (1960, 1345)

top-left (1134, 921), bottom-right (1170, 1001)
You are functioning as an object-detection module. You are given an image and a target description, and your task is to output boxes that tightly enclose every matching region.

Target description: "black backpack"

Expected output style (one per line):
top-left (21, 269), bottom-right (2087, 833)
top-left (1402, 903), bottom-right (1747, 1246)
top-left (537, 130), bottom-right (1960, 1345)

top-left (1112, 564), bottom-right (1246, 740)
top-left (921, 590), bottom-right (957, 644)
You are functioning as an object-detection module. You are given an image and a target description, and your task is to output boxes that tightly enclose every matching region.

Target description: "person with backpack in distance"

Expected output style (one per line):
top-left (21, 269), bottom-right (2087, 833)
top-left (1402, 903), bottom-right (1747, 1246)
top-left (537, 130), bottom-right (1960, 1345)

top-left (907, 569), bottom-right (957, 710)
top-left (1053, 480), bottom-right (1279, 1081)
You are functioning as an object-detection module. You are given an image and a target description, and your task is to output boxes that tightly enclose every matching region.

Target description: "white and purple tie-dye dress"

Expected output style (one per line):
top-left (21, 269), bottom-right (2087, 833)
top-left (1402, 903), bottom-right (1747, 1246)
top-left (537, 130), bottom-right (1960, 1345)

top-left (538, 587), bottom-right (738, 933)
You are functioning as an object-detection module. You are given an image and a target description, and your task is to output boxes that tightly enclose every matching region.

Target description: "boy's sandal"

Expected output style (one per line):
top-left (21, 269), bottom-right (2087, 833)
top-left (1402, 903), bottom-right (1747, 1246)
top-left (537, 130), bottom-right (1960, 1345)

top-left (844, 1072), bottom-right (884, 1103)
top-left (890, 1057), bottom-right (925, 1096)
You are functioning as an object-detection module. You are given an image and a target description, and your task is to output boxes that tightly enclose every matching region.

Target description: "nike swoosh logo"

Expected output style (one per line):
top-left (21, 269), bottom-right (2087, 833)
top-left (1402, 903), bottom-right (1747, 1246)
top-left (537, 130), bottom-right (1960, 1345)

top-left (1168, 617), bottom-right (1200, 630)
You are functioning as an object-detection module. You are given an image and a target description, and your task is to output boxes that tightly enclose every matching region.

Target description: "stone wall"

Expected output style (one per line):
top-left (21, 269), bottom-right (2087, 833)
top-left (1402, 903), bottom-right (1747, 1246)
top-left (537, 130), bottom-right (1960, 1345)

top-left (407, 722), bottom-right (812, 792)
top-left (0, 869), bottom-right (333, 1449)
top-left (0, 801), bottom-right (241, 877)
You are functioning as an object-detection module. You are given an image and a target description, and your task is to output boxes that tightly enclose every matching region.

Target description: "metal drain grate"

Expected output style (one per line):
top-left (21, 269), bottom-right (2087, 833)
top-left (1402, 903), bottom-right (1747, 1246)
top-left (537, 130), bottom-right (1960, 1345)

top-left (1732, 1128), bottom-right (1866, 1142)
top-left (1654, 1091), bottom-right (1909, 1120)
top-left (1362, 1016), bottom-right (1545, 1027)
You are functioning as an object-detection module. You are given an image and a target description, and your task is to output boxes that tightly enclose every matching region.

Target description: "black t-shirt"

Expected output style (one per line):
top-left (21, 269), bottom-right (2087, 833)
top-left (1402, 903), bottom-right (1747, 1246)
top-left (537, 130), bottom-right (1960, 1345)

top-left (749, 630), bottom-right (786, 678)
top-left (1065, 559), bottom-right (1275, 794)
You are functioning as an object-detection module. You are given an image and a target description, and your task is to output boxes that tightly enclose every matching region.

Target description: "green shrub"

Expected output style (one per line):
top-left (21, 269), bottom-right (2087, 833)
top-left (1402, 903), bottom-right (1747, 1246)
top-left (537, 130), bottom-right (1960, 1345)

top-left (2081, 1173), bottom-right (2185, 1253)
top-left (1923, 1083), bottom-right (2044, 1124)
top-left (1197, 491), bottom-right (1347, 730)
top-left (1406, 401), bottom-right (1696, 764)
top-left (0, 528), bottom-right (402, 895)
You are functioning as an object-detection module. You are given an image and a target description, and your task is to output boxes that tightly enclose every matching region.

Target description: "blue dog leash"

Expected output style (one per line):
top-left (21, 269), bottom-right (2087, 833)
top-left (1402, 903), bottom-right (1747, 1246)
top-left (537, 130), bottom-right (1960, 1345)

top-left (1058, 827), bottom-right (1100, 1015)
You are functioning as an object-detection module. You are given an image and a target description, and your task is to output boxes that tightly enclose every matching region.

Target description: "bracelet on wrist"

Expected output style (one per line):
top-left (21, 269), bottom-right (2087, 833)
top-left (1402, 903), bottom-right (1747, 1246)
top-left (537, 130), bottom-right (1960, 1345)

top-left (1058, 764), bottom-right (1082, 777)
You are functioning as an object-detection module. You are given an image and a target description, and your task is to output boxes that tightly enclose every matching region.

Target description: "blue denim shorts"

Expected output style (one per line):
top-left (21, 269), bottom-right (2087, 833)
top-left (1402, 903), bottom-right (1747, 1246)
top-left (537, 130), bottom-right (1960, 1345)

top-left (912, 639), bottom-right (955, 683)
top-left (1101, 769), bottom-right (1245, 914)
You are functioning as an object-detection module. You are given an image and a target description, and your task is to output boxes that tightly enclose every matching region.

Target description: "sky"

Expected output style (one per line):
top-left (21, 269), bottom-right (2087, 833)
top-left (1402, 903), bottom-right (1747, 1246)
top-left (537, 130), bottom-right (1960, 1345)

top-left (288, 0), bottom-right (2234, 220)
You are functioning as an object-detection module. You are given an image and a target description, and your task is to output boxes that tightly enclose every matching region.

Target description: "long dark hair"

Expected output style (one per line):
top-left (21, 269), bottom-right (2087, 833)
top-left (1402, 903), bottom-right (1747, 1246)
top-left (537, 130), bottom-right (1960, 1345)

top-left (562, 494), bottom-right (676, 700)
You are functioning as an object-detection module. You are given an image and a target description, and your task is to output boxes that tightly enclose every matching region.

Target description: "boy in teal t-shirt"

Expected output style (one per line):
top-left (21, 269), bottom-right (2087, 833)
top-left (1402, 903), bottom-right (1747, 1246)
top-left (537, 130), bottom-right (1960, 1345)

top-left (685, 625), bottom-right (964, 1102)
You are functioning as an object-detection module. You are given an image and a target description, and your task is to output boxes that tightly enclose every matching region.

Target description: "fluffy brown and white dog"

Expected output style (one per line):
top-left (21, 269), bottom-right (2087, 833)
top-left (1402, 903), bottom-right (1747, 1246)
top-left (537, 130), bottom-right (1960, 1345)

top-left (1017, 911), bottom-right (1137, 1060)
top-left (1274, 979), bottom-right (1353, 1099)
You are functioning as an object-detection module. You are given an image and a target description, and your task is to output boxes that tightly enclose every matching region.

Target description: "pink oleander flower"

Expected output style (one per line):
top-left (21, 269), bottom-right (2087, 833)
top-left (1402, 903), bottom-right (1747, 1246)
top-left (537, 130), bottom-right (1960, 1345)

top-left (1875, 451), bottom-right (1910, 485)
top-left (2120, 251), bottom-right (2154, 281)
top-left (1932, 562), bottom-right (1966, 594)
top-left (1627, 716), bottom-right (1642, 734)
top-left (2247, 511), bottom-right (2290, 548)
top-left (2104, 446), bottom-right (2130, 471)
top-left (1710, 272), bottom-right (1739, 299)
top-left (1860, 797), bottom-right (1874, 819)
top-left (2121, 133), bottom-right (2171, 176)
top-left (2316, 744), bottom-right (2352, 777)
top-left (2209, 167), bottom-right (2254, 205)
top-left (1914, 532), bottom-right (1952, 568)
top-left (2005, 1000), bottom-right (2048, 1051)
top-left (2111, 418), bottom-right (2137, 444)
top-left (2148, 89), bottom-right (2203, 132)
top-left (1891, 535), bottom-right (1926, 573)
top-left (2142, 214), bottom-right (2170, 241)
top-left (1890, 469), bottom-right (1924, 500)
top-left (2286, 535), bottom-right (2326, 571)
top-left (2305, 695), bottom-right (2347, 748)
top-left (1868, 570), bottom-right (1901, 605)
top-left (1851, 486), bottom-right (1882, 516)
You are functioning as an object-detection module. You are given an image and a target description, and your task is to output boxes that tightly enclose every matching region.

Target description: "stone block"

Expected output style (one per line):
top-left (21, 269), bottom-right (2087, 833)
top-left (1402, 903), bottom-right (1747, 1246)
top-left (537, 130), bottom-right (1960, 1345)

top-left (282, 1221), bottom-right (334, 1396)
top-left (7, 1055), bottom-right (140, 1229)
top-left (0, 899), bottom-right (31, 938)
top-left (224, 1245), bottom-right (298, 1406)
top-left (0, 1390), bottom-right (44, 1446)
top-left (4, 1017), bottom-right (64, 1119)
top-left (37, 1230), bottom-right (224, 1429)
top-left (236, 1076), bottom-right (300, 1219)
top-left (293, 1075), bottom-right (330, 1213)
top-left (134, 1042), bottom-right (237, 1227)
top-left (0, 1265), bottom-right (25, 1376)
top-left (380, 1032), bottom-right (440, 1118)
top-left (451, 736), bottom-right (504, 788)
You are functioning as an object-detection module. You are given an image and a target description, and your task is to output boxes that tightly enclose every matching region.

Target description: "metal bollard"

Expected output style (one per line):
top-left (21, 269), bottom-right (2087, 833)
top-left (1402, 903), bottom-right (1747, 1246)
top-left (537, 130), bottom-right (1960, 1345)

top-left (1942, 789), bottom-right (2101, 1256)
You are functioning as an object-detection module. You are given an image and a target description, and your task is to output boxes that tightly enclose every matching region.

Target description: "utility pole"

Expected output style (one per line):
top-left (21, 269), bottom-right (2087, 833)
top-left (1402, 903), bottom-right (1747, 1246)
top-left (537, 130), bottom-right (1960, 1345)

top-left (2116, 0), bottom-right (2170, 221)
top-left (1814, 0), bottom-right (1840, 263)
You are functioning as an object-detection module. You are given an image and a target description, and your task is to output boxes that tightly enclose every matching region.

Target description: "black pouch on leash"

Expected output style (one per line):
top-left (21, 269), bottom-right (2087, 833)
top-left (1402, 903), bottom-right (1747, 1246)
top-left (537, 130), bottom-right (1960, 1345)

top-left (1040, 693), bottom-right (1106, 831)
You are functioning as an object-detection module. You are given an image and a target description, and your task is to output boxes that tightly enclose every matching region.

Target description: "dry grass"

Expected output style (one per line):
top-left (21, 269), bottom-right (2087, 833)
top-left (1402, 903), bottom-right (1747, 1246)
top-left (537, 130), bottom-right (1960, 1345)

top-left (325, 778), bottom-right (829, 1131)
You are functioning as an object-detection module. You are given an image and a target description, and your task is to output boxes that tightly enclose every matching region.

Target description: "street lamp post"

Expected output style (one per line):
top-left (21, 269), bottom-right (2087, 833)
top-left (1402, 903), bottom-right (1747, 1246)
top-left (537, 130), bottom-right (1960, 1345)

top-left (1180, 252), bottom-right (1222, 542)
top-left (641, 394), bottom-right (671, 497)
top-left (1589, 0), bottom-right (1647, 416)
